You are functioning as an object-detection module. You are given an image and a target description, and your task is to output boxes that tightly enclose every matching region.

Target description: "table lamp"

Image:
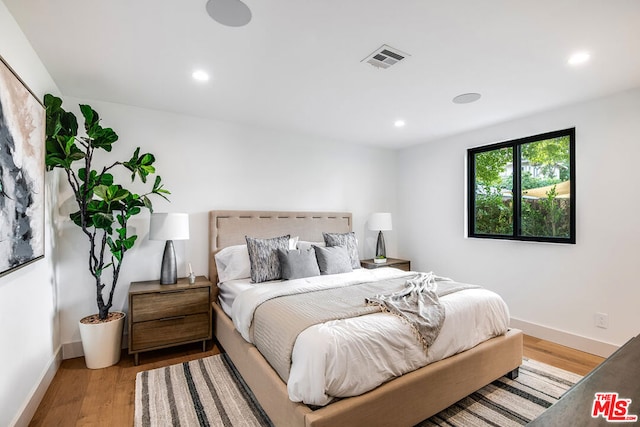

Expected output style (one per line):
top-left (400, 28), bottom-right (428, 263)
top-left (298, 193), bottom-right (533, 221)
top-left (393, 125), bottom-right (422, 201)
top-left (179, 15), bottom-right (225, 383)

top-left (368, 213), bottom-right (392, 260)
top-left (149, 213), bottom-right (190, 284)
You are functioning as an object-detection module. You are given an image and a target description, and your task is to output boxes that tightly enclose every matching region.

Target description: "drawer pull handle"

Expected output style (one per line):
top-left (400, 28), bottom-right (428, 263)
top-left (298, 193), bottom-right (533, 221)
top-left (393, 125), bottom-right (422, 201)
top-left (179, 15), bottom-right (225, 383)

top-left (160, 316), bottom-right (186, 321)
top-left (158, 290), bottom-right (186, 295)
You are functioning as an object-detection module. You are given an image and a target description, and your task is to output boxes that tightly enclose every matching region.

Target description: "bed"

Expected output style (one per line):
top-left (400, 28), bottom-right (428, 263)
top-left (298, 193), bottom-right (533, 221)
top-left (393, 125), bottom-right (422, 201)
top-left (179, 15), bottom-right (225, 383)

top-left (208, 210), bottom-right (523, 427)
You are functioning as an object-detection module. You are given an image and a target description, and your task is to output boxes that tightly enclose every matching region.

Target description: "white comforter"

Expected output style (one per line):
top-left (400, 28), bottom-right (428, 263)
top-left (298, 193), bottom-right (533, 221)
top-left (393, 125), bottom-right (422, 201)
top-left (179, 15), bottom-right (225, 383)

top-left (229, 268), bottom-right (510, 406)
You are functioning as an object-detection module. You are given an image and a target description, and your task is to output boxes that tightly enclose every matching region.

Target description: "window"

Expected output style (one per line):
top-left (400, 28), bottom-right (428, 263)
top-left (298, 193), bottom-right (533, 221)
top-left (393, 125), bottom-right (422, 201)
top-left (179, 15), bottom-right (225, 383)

top-left (467, 128), bottom-right (575, 244)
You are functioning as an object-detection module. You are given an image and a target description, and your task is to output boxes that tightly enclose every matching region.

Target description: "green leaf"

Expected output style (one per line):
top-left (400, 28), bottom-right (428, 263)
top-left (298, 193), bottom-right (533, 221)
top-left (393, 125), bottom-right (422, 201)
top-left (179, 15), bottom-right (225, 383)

top-left (123, 148), bottom-right (157, 183)
top-left (117, 227), bottom-right (127, 239)
top-left (100, 173), bottom-right (114, 186)
top-left (69, 210), bottom-right (82, 227)
top-left (86, 200), bottom-right (109, 215)
top-left (142, 195), bottom-right (153, 213)
top-left (44, 93), bottom-right (62, 112)
top-left (116, 214), bottom-right (126, 227)
top-left (151, 176), bottom-right (171, 201)
top-left (80, 104), bottom-right (97, 131)
top-left (44, 132), bottom-right (85, 171)
top-left (140, 153), bottom-right (155, 165)
top-left (112, 249), bottom-right (123, 263)
top-left (92, 212), bottom-right (114, 230)
top-left (79, 104), bottom-right (119, 152)
top-left (122, 236), bottom-right (137, 250)
top-left (91, 127), bottom-right (118, 151)
top-left (94, 185), bottom-right (129, 204)
top-left (93, 185), bottom-right (108, 201)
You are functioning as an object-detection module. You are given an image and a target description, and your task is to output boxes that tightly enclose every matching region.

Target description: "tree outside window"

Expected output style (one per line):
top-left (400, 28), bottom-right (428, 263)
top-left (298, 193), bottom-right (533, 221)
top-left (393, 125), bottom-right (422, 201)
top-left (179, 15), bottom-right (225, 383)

top-left (468, 128), bottom-right (575, 244)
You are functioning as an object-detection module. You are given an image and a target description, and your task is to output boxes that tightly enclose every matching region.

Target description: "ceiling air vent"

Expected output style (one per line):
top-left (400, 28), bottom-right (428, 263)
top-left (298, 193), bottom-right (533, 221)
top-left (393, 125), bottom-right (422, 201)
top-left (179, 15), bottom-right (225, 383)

top-left (362, 44), bottom-right (410, 69)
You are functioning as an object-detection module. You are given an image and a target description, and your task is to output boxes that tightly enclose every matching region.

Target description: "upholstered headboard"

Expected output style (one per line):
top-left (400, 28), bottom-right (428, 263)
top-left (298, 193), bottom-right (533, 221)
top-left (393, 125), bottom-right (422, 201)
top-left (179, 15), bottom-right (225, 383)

top-left (208, 210), bottom-right (352, 284)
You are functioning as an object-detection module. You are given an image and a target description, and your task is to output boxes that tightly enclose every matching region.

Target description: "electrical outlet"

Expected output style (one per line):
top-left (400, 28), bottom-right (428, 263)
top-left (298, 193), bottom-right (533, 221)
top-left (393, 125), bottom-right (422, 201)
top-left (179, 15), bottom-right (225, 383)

top-left (595, 312), bottom-right (609, 329)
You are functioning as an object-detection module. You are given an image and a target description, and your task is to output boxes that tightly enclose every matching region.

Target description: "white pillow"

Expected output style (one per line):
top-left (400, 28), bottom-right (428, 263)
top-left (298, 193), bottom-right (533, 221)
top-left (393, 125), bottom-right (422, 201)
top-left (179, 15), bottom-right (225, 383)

top-left (215, 237), bottom-right (298, 283)
top-left (297, 240), bottom-right (325, 251)
top-left (289, 236), bottom-right (299, 250)
top-left (215, 245), bottom-right (251, 283)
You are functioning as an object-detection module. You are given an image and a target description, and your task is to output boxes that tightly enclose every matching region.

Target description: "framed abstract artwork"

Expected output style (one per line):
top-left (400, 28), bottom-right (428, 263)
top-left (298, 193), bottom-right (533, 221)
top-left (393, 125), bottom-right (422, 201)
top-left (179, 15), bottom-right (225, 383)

top-left (0, 55), bottom-right (45, 277)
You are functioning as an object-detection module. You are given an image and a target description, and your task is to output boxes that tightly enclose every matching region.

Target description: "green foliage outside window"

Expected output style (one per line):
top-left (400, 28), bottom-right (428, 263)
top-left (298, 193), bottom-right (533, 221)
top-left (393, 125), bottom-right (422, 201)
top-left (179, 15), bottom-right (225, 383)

top-left (469, 130), bottom-right (575, 243)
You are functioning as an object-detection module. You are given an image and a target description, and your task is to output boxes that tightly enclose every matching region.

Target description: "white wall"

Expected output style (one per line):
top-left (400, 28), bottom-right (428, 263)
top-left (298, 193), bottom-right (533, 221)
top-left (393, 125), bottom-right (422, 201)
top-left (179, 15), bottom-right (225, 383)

top-left (0, 1), bottom-right (61, 426)
top-left (55, 97), bottom-right (399, 354)
top-left (397, 88), bottom-right (640, 355)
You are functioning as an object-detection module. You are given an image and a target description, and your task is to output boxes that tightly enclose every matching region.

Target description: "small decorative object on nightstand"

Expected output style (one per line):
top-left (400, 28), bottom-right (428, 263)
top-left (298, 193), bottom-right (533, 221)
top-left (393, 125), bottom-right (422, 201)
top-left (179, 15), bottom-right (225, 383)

top-left (361, 257), bottom-right (411, 271)
top-left (128, 276), bottom-right (212, 365)
top-left (187, 263), bottom-right (196, 284)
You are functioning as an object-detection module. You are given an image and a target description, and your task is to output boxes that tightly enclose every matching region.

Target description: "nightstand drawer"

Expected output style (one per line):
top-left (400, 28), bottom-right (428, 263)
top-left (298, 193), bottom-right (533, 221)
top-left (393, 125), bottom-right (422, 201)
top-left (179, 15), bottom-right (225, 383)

top-left (131, 313), bottom-right (210, 351)
top-left (131, 287), bottom-right (209, 323)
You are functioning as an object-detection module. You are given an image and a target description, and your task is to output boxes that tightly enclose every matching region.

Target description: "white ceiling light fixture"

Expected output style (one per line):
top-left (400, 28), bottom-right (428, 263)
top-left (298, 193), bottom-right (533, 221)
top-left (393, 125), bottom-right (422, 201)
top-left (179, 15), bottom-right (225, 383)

top-left (452, 93), bottom-right (482, 104)
top-left (192, 70), bottom-right (210, 82)
top-left (206, 0), bottom-right (252, 27)
top-left (568, 51), bottom-right (591, 66)
top-left (394, 120), bottom-right (406, 128)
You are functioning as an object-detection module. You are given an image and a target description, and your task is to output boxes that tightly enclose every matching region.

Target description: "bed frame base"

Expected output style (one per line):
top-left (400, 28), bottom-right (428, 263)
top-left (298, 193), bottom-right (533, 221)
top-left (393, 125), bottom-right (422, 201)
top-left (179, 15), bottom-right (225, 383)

top-left (506, 367), bottom-right (520, 380)
top-left (213, 302), bottom-right (523, 427)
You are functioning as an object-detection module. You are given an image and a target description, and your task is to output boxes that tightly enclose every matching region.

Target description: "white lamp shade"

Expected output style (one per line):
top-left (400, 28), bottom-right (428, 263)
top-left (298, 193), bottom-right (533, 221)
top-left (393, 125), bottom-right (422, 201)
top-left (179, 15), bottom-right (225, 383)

top-left (368, 213), bottom-right (392, 231)
top-left (149, 213), bottom-right (190, 241)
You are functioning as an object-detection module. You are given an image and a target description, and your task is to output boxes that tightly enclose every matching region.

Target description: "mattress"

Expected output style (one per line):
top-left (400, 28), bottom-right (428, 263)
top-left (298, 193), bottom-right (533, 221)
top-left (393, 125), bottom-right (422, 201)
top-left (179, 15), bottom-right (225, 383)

top-left (220, 268), bottom-right (510, 406)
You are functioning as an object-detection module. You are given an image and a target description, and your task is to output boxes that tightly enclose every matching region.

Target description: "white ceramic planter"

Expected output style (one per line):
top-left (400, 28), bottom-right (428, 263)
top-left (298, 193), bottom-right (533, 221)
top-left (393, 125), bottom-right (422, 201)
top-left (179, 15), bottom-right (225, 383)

top-left (78, 312), bottom-right (126, 369)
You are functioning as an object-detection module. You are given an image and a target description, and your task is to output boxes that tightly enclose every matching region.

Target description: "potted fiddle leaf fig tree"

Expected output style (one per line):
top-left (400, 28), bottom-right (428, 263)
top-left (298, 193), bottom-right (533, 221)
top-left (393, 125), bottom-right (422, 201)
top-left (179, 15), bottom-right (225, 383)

top-left (44, 94), bottom-right (170, 369)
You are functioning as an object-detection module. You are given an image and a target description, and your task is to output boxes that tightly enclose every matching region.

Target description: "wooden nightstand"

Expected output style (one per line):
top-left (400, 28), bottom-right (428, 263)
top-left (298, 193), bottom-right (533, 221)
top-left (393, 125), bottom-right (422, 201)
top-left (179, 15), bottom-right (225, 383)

top-left (360, 258), bottom-right (411, 271)
top-left (128, 276), bottom-right (212, 365)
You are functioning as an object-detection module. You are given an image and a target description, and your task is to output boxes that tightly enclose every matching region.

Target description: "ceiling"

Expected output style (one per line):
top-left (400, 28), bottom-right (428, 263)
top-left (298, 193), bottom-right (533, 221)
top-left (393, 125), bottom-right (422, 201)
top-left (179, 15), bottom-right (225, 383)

top-left (4, 0), bottom-right (640, 148)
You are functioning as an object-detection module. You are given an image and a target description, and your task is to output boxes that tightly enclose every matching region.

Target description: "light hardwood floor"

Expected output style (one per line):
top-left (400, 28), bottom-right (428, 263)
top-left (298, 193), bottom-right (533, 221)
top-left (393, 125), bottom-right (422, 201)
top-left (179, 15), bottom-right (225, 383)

top-left (29, 335), bottom-right (605, 426)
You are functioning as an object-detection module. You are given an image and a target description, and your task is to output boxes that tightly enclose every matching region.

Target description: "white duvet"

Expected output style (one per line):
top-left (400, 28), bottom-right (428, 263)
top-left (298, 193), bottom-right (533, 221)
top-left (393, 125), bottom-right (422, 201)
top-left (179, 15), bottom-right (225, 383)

top-left (227, 268), bottom-right (510, 406)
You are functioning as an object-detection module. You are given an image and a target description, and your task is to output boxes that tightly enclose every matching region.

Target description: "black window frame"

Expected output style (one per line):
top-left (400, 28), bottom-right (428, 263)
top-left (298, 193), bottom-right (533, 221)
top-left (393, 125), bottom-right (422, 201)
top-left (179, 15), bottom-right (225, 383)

top-left (467, 128), bottom-right (576, 244)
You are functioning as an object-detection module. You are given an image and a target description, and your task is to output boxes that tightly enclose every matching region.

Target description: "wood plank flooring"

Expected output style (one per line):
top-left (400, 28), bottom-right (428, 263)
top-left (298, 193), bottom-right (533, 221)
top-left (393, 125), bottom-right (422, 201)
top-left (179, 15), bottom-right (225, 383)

top-left (29, 335), bottom-right (605, 426)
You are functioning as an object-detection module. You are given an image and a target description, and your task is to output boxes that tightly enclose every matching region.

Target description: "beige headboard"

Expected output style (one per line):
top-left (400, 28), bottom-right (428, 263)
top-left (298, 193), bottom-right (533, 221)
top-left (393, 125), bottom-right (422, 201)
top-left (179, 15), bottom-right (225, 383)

top-left (208, 210), bottom-right (352, 284)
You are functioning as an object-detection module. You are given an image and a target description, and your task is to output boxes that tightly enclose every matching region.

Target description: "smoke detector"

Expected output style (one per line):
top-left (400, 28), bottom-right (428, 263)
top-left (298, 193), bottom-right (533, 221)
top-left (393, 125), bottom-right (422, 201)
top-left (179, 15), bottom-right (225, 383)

top-left (362, 45), bottom-right (410, 69)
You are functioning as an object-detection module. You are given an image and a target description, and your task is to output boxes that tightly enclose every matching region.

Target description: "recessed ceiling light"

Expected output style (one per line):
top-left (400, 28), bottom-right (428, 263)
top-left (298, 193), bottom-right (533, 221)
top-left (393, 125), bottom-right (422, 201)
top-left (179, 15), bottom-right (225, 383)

top-left (192, 70), bottom-right (210, 82)
top-left (568, 51), bottom-right (590, 66)
top-left (452, 93), bottom-right (482, 104)
top-left (394, 120), bottom-right (406, 128)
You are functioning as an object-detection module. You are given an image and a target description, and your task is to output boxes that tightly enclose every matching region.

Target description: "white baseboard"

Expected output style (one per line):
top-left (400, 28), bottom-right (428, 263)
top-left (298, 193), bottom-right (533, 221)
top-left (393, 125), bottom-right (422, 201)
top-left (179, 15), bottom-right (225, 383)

top-left (61, 340), bottom-right (84, 359)
top-left (62, 333), bottom-right (129, 360)
top-left (11, 346), bottom-right (62, 427)
top-left (510, 317), bottom-right (619, 358)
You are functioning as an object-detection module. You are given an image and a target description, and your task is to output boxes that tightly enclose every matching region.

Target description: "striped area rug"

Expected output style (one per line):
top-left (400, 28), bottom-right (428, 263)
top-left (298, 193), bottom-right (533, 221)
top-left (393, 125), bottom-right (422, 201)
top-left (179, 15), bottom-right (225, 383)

top-left (135, 353), bottom-right (272, 427)
top-left (419, 358), bottom-right (582, 426)
top-left (135, 356), bottom-right (580, 427)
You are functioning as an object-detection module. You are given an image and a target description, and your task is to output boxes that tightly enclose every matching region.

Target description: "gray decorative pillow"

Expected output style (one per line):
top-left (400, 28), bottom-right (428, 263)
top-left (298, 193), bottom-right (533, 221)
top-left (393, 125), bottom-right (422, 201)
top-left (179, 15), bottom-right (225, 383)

top-left (323, 232), bottom-right (360, 269)
top-left (313, 245), bottom-right (353, 275)
top-left (277, 248), bottom-right (321, 280)
top-left (245, 235), bottom-right (290, 283)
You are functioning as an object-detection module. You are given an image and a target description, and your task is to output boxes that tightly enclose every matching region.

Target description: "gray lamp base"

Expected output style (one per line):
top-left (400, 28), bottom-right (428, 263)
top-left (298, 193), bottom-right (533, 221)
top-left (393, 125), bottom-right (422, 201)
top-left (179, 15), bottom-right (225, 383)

top-left (160, 240), bottom-right (177, 284)
top-left (376, 230), bottom-right (386, 258)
